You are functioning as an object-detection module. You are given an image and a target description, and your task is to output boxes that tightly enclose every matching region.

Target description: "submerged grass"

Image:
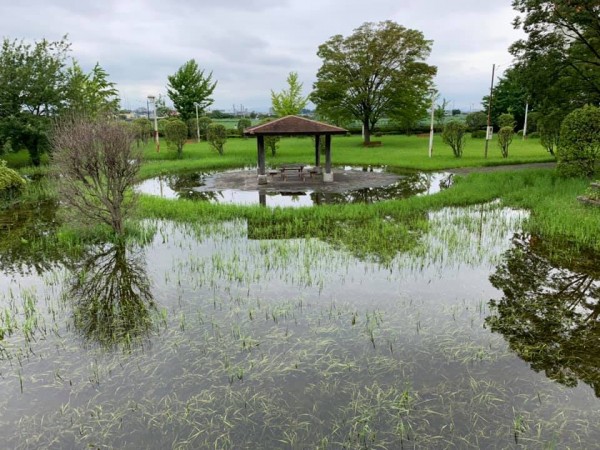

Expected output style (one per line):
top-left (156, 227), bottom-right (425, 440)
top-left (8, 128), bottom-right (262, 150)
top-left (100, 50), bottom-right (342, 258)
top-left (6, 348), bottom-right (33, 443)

top-left (138, 169), bottom-right (599, 255)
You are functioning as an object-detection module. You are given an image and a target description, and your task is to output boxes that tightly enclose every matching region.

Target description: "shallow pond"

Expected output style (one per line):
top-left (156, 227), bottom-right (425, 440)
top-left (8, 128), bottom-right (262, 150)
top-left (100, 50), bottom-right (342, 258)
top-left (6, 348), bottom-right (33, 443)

top-left (0, 202), bottom-right (599, 448)
top-left (136, 167), bottom-right (453, 207)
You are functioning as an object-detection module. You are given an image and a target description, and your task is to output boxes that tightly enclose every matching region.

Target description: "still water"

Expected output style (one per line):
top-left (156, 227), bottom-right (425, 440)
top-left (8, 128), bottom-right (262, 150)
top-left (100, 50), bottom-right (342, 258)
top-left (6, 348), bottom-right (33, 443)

top-left (0, 202), bottom-right (598, 448)
top-left (136, 167), bottom-right (453, 207)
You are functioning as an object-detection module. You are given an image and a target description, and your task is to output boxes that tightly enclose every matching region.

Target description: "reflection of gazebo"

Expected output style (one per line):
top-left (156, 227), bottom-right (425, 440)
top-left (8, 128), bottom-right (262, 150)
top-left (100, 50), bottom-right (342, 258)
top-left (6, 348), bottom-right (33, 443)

top-left (244, 115), bottom-right (347, 184)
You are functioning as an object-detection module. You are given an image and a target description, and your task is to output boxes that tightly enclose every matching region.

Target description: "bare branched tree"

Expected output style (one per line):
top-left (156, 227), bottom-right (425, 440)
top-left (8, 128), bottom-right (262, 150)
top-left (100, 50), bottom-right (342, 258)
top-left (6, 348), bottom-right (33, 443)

top-left (51, 117), bottom-right (141, 235)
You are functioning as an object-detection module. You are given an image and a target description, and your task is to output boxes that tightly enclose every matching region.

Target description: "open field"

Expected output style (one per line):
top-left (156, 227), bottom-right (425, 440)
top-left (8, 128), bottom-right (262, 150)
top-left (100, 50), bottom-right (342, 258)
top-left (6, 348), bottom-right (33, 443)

top-left (138, 134), bottom-right (554, 179)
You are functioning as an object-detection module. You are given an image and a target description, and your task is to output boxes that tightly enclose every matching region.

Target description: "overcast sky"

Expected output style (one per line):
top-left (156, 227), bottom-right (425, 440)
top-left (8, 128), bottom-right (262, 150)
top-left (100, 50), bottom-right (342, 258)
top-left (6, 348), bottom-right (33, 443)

top-left (1, 0), bottom-right (523, 113)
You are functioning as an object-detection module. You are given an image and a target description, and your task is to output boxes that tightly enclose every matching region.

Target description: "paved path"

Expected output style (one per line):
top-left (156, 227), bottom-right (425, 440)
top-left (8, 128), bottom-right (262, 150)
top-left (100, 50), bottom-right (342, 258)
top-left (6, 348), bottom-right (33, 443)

top-left (447, 162), bottom-right (556, 175)
top-left (201, 169), bottom-right (401, 194)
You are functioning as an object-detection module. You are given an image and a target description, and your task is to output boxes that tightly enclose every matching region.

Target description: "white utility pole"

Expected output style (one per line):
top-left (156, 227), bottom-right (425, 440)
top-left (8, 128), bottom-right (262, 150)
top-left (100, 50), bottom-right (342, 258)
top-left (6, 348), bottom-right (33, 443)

top-left (523, 101), bottom-right (529, 140)
top-left (147, 95), bottom-right (159, 152)
top-left (194, 102), bottom-right (200, 143)
top-left (484, 64), bottom-right (496, 159)
top-left (428, 91), bottom-right (436, 158)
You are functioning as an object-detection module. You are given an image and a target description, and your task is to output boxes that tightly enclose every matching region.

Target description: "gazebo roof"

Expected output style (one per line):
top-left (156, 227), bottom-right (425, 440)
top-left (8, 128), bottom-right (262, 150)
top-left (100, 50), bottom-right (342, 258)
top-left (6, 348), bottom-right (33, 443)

top-left (244, 115), bottom-right (347, 136)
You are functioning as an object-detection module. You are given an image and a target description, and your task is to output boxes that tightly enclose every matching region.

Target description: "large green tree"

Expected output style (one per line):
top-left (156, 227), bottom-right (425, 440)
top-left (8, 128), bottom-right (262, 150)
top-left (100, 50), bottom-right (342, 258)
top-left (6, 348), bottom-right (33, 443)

top-left (271, 72), bottom-right (308, 116)
top-left (482, 67), bottom-right (529, 129)
top-left (64, 61), bottom-right (119, 117)
top-left (510, 1), bottom-right (600, 112)
top-left (311, 21), bottom-right (436, 144)
top-left (167, 60), bottom-right (216, 121)
top-left (0, 36), bottom-right (71, 165)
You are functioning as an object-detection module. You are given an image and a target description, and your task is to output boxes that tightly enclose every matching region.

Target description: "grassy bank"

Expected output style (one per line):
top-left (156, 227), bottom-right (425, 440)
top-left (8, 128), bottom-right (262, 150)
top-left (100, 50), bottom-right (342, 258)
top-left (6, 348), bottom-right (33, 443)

top-left (138, 169), bottom-right (598, 256)
top-left (4, 134), bottom-right (595, 257)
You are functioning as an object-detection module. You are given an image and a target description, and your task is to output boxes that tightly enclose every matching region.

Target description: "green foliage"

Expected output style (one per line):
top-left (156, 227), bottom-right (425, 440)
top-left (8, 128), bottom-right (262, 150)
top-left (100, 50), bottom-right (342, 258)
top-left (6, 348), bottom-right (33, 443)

top-left (1, 138), bottom-right (13, 155)
top-left (164, 119), bottom-right (188, 159)
top-left (133, 118), bottom-right (152, 147)
top-left (482, 67), bottom-right (527, 129)
top-left (167, 60), bottom-right (217, 121)
top-left (0, 160), bottom-right (26, 198)
top-left (265, 136), bottom-right (280, 157)
top-left (186, 118), bottom-right (198, 140)
top-left (510, 1), bottom-right (600, 114)
top-left (311, 20), bottom-right (436, 144)
top-left (442, 121), bottom-right (468, 158)
top-left (557, 105), bottom-right (600, 178)
top-left (207, 123), bottom-right (227, 155)
top-left (0, 36), bottom-right (71, 166)
top-left (528, 131), bottom-right (540, 139)
top-left (526, 111), bottom-right (541, 133)
top-left (497, 113), bottom-right (516, 129)
top-left (198, 117), bottom-right (213, 140)
top-left (271, 72), bottom-right (308, 117)
top-left (64, 61), bottom-right (119, 117)
top-left (471, 130), bottom-right (486, 139)
top-left (538, 109), bottom-right (566, 156)
top-left (465, 112), bottom-right (487, 131)
top-left (237, 118), bottom-right (252, 137)
top-left (434, 97), bottom-right (449, 129)
top-left (497, 126), bottom-right (514, 158)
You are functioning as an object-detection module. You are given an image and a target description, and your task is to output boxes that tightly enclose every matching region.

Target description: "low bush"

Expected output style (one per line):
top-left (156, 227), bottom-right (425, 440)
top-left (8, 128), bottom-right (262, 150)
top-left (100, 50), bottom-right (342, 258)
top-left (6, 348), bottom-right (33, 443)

top-left (207, 123), bottom-right (227, 155)
top-left (497, 126), bottom-right (514, 158)
top-left (0, 160), bottom-right (26, 200)
top-left (557, 105), bottom-right (600, 178)
top-left (471, 130), bottom-right (486, 139)
top-left (442, 121), bottom-right (468, 158)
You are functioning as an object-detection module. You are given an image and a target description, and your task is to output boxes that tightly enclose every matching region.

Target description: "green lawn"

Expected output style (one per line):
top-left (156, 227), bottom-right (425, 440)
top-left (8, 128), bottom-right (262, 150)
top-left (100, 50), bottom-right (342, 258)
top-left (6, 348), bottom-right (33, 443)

top-left (139, 134), bottom-right (553, 179)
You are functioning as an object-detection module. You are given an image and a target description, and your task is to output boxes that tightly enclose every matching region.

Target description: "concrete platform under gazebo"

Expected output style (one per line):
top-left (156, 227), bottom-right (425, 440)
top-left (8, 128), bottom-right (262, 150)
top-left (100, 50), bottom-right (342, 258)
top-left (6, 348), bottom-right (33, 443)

top-left (244, 115), bottom-right (347, 184)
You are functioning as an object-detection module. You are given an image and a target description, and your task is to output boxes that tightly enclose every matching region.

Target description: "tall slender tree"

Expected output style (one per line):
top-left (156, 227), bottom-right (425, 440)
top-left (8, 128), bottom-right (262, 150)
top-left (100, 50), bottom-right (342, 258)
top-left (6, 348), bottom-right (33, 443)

top-left (167, 60), bottom-right (216, 121)
top-left (64, 61), bottom-right (119, 117)
top-left (271, 72), bottom-right (308, 116)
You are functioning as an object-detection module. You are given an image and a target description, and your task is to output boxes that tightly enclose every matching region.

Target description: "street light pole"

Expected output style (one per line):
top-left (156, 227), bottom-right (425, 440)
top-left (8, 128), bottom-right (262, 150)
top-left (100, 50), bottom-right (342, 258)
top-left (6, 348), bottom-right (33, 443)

top-left (147, 95), bottom-right (160, 152)
top-left (194, 102), bottom-right (200, 143)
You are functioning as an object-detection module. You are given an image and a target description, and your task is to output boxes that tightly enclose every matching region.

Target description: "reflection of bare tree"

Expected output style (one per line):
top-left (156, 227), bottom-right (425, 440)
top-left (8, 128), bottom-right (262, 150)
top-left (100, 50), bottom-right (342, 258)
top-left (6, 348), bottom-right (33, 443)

top-left (69, 243), bottom-right (157, 350)
top-left (486, 234), bottom-right (600, 396)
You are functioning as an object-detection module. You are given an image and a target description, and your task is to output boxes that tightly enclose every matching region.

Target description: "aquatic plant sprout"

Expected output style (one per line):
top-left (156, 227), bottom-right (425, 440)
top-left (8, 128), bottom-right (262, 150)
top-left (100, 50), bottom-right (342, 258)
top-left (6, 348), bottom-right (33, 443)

top-left (0, 204), bottom-right (598, 448)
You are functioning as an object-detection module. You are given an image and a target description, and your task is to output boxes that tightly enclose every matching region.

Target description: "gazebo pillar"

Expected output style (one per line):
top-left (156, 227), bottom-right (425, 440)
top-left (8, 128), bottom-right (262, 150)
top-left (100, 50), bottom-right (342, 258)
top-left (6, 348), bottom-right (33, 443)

top-left (314, 134), bottom-right (321, 168)
top-left (257, 135), bottom-right (267, 185)
top-left (323, 134), bottom-right (333, 182)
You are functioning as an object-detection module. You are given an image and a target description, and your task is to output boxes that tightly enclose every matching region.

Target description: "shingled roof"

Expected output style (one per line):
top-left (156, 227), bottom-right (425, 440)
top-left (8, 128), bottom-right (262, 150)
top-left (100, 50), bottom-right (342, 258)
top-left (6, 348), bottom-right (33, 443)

top-left (244, 115), bottom-right (347, 136)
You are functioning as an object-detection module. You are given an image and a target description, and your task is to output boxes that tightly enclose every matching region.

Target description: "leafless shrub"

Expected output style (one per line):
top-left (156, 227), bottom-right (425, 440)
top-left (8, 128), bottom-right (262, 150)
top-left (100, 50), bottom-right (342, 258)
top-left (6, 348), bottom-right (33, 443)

top-left (51, 117), bottom-right (141, 235)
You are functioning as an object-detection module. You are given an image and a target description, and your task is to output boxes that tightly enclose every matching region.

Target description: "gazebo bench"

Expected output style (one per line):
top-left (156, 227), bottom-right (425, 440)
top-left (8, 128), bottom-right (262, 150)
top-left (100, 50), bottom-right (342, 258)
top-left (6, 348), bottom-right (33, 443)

top-left (279, 164), bottom-right (305, 181)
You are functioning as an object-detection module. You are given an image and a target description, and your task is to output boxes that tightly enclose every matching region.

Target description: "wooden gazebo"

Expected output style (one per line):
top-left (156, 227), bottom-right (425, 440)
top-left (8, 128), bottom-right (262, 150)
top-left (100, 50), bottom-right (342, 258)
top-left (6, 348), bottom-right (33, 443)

top-left (244, 115), bottom-right (347, 184)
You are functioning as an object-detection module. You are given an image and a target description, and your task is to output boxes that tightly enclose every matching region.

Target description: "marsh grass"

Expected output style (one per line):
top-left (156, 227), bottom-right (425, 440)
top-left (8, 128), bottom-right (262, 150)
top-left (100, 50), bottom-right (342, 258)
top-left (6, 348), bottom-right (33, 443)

top-left (1, 213), bottom-right (598, 448)
top-left (139, 169), bottom-right (598, 257)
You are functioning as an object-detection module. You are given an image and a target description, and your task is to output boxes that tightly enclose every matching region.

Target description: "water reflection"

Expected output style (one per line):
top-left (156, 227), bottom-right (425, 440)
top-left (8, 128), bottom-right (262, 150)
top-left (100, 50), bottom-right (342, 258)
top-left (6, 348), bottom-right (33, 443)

top-left (0, 200), bottom-right (66, 275)
top-left (137, 169), bottom-right (453, 207)
top-left (487, 234), bottom-right (600, 396)
top-left (68, 243), bottom-right (157, 350)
